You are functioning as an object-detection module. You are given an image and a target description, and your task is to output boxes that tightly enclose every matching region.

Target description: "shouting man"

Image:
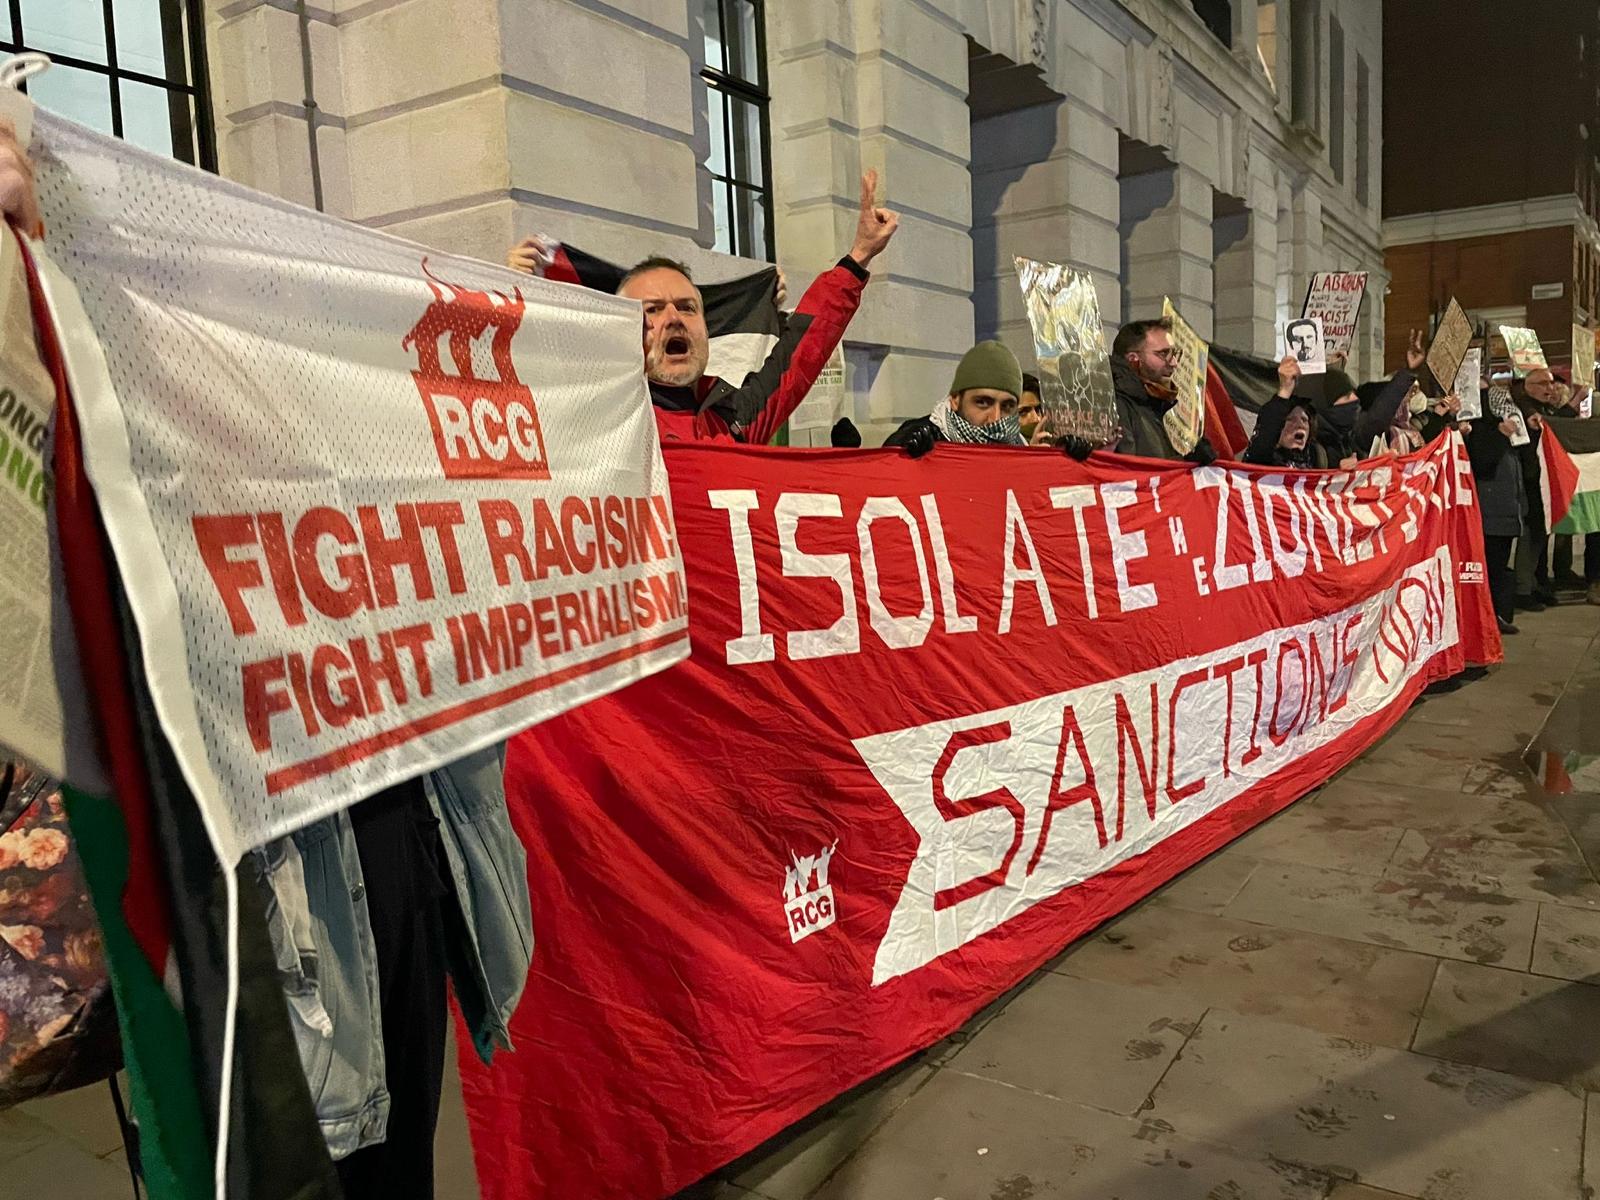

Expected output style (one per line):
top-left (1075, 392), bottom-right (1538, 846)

top-left (514, 172), bottom-right (899, 443)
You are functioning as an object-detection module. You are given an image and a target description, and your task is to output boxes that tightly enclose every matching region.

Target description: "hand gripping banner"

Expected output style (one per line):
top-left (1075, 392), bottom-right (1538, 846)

top-left (27, 112), bottom-right (688, 865)
top-left (462, 436), bottom-right (1499, 1200)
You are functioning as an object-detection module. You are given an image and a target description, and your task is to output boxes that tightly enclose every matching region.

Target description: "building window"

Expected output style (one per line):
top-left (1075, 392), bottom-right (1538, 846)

top-left (1355, 55), bottom-right (1370, 206)
top-left (1328, 15), bottom-right (1344, 182)
top-left (1256, 1), bottom-right (1278, 93)
top-left (1290, 0), bottom-right (1320, 132)
top-left (1191, 0), bottom-right (1233, 48)
top-left (6, 0), bottom-right (214, 167)
top-left (702, 0), bottom-right (774, 261)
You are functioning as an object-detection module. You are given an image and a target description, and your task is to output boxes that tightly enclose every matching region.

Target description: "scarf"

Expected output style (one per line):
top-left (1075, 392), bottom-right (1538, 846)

top-left (928, 399), bottom-right (1025, 446)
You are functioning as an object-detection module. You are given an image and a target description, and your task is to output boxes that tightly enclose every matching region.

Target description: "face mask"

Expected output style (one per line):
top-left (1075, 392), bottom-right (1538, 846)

top-left (1324, 403), bottom-right (1358, 429)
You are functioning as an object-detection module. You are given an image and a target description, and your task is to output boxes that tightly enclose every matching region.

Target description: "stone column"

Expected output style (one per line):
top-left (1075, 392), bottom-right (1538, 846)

top-left (204, 0), bottom-right (342, 210)
top-left (1120, 162), bottom-right (1214, 339)
top-left (767, 0), bottom-right (974, 444)
top-left (971, 97), bottom-right (1121, 368)
top-left (1213, 159), bottom-right (1281, 356)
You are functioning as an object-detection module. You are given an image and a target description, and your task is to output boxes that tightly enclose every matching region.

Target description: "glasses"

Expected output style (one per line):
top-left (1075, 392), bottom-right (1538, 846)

top-left (1150, 347), bottom-right (1181, 363)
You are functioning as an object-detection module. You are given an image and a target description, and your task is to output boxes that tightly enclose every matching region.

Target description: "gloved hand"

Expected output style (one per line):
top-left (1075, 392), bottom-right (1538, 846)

top-left (1184, 437), bottom-right (1218, 467)
top-left (901, 421), bottom-right (937, 459)
top-left (1059, 436), bottom-right (1097, 461)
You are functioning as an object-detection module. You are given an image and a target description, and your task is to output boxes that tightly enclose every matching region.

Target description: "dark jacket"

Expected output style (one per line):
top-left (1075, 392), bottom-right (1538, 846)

top-left (648, 256), bottom-right (868, 443)
top-left (1511, 386), bottom-right (1551, 517)
top-left (1243, 397), bottom-right (1330, 468)
top-left (1110, 360), bottom-right (1185, 460)
top-left (1324, 369), bottom-right (1417, 462)
top-left (1465, 414), bottom-right (1526, 537)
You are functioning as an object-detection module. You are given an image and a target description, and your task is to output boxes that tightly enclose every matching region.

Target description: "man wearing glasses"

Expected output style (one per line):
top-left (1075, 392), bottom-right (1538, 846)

top-left (1104, 318), bottom-right (1217, 463)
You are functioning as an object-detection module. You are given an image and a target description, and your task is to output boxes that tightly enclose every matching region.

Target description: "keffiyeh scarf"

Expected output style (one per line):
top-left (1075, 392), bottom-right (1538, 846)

top-left (929, 399), bottom-right (1025, 446)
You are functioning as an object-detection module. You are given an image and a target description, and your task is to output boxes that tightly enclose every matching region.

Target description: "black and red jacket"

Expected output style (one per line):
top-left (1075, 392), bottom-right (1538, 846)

top-left (544, 246), bottom-right (867, 444)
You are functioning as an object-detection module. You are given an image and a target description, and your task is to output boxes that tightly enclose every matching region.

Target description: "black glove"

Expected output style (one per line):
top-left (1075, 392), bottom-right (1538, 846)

top-left (901, 422), bottom-right (937, 459)
top-left (1059, 436), bottom-right (1097, 462)
top-left (1184, 437), bottom-right (1218, 467)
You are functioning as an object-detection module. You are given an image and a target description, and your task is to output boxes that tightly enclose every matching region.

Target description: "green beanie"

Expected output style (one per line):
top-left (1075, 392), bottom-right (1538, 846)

top-left (950, 340), bottom-right (1023, 400)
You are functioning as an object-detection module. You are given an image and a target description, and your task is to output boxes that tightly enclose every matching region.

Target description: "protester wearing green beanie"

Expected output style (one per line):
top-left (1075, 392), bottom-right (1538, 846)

top-left (949, 340), bottom-right (1024, 401)
top-left (884, 340), bottom-right (1028, 456)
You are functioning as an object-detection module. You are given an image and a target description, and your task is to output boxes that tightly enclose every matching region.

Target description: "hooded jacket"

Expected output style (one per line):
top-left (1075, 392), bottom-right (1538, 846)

top-left (1242, 396), bottom-right (1329, 468)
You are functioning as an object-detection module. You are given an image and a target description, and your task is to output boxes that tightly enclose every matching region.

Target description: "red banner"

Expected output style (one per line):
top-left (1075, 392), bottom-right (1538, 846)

top-left (461, 436), bottom-right (1499, 1200)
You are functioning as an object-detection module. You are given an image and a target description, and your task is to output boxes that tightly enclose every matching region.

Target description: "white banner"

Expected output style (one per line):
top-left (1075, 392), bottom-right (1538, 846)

top-left (29, 114), bottom-right (688, 863)
top-left (1302, 271), bottom-right (1368, 361)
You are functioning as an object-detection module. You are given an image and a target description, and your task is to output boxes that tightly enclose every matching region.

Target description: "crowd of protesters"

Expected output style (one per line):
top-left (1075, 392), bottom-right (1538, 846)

top-left (4, 110), bottom-right (1599, 1199)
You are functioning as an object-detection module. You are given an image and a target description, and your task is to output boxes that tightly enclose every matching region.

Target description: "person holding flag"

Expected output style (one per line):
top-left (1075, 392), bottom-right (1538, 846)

top-left (508, 171), bottom-right (900, 443)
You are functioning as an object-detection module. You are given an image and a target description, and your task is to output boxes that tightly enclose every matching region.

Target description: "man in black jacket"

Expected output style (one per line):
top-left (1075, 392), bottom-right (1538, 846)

top-left (1101, 319), bottom-right (1216, 463)
top-left (885, 341), bottom-right (1027, 455)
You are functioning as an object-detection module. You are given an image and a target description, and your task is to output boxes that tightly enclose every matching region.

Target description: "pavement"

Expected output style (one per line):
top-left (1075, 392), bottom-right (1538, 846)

top-left (7, 600), bottom-right (1600, 1200)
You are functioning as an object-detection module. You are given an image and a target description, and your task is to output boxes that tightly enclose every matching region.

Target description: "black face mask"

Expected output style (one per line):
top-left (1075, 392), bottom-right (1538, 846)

top-left (1323, 403), bottom-right (1358, 430)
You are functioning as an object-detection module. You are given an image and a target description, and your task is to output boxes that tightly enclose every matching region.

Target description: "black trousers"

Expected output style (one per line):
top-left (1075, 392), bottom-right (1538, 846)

top-left (1552, 532), bottom-right (1600, 583)
top-left (1484, 534), bottom-right (1517, 623)
top-left (336, 779), bottom-right (450, 1200)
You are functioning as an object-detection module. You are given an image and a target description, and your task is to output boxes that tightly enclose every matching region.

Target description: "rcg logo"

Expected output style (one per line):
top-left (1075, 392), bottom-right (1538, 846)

top-left (404, 259), bottom-right (550, 481)
top-left (782, 841), bottom-right (838, 943)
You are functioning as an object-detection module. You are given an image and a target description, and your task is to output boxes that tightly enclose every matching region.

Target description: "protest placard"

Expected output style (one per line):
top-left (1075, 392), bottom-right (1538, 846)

top-left (1455, 347), bottom-right (1483, 421)
top-left (1427, 299), bottom-right (1473, 392)
top-left (1500, 326), bottom-right (1548, 377)
top-left (1016, 256), bottom-right (1118, 445)
top-left (1160, 297), bottom-right (1207, 455)
top-left (1302, 271), bottom-right (1367, 360)
top-left (1284, 315), bottom-right (1326, 374)
top-left (1573, 323), bottom-right (1595, 391)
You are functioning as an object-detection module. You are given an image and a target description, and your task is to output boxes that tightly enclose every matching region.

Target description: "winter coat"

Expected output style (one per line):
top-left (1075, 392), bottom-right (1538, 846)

top-left (1465, 415), bottom-right (1526, 537)
top-left (1324, 369), bottom-right (1417, 462)
top-left (1110, 360), bottom-right (1185, 460)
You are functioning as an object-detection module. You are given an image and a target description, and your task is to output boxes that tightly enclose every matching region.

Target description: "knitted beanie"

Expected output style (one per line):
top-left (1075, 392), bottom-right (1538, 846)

top-left (950, 340), bottom-right (1024, 400)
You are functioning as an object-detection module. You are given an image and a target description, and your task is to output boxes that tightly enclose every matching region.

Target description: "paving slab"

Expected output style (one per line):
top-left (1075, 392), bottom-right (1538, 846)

top-left (0, 1107), bottom-right (54, 1165)
top-left (923, 971), bottom-right (1040, 1067)
top-left (1146, 1009), bottom-right (1583, 1200)
top-left (1056, 904), bottom-right (1438, 1049)
top-left (1223, 861), bottom-right (1539, 968)
top-left (13, 1078), bottom-right (128, 1159)
top-left (1412, 959), bottom-right (1600, 1090)
top-left (2, 1140), bottom-right (138, 1200)
top-left (1226, 806), bottom-right (1405, 876)
top-left (1532, 902), bottom-right (1600, 983)
top-left (1144, 849), bottom-right (1259, 915)
top-left (946, 972), bottom-right (1202, 1116)
top-left (811, 1069), bottom-right (1333, 1200)
top-left (722, 1058), bottom-right (934, 1200)
top-left (436, 1025), bottom-right (481, 1200)
top-left (1307, 779), bottom-right (1571, 850)
top-left (1386, 828), bottom-right (1600, 909)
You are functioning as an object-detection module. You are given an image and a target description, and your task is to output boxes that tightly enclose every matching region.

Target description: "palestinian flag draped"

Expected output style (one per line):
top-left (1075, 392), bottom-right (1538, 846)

top-left (1540, 422), bottom-right (1600, 534)
top-left (543, 241), bottom-right (783, 389)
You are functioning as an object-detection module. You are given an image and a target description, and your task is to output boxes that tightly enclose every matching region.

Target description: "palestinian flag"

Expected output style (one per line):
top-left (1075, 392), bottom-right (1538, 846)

top-left (1539, 423), bottom-right (1600, 533)
top-left (544, 242), bottom-right (783, 389)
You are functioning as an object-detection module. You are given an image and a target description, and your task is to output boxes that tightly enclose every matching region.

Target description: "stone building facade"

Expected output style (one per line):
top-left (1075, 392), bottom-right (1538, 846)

top-left (77, 0), bottom-right (1383, 444)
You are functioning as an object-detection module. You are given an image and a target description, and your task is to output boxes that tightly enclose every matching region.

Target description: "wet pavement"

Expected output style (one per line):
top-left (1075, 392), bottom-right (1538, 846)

top-left (8, 600), bottom-right (1600, 1199)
